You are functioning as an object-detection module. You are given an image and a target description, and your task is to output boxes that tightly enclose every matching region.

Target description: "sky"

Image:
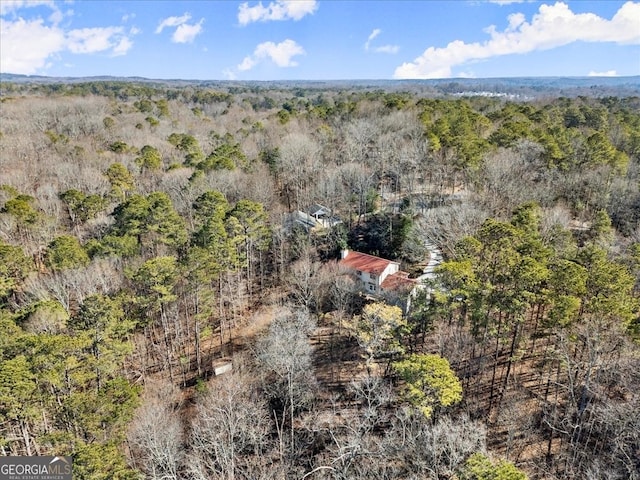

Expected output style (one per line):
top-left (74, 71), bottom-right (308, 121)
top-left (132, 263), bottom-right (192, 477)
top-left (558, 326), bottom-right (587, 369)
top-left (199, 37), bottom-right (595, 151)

top-left (1, 0), bottom-right (639, 80)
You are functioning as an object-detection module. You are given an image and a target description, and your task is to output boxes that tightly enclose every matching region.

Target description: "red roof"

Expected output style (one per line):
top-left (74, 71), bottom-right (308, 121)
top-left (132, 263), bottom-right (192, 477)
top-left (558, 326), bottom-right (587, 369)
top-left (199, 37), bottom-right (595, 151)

top-left (381, 272), bottom-right (417, 291)
top-left (339, 251), bottom-right (397, 275)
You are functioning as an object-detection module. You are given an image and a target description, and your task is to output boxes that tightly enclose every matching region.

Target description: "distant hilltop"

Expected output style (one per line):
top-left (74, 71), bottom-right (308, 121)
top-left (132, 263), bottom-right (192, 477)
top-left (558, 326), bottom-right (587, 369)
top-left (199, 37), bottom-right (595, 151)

top-left (0, 73), bottom-right (638, 98)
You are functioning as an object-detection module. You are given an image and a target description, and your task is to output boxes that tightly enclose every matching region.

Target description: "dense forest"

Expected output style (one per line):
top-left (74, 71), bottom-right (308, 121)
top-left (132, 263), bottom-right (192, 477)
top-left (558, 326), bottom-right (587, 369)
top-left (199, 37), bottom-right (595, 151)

top-left (0, 79), bottom-right (639, 480)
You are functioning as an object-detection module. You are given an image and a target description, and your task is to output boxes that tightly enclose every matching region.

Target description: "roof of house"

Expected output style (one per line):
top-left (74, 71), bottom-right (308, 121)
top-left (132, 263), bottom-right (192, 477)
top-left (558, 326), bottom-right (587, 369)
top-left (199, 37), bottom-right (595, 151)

top-left (287, 210), bottom-right (321, 231)
top-left (339, 251), bottom-right (398, 275)
top-left (308, 203), bottom-right (332, 217)
top-left (381, 272), bottom-right (417, 291)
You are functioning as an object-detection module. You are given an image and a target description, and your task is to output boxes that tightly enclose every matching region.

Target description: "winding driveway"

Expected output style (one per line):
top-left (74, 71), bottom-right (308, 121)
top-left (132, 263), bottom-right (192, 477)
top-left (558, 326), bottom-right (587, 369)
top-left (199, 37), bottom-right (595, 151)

top-left (416, 242), bottom-right (443, 283)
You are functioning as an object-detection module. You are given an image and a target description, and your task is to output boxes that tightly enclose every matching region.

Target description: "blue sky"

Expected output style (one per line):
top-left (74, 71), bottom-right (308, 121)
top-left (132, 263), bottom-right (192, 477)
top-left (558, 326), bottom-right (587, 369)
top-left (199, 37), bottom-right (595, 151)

top-left (1, 0), bottom-right (639, 80)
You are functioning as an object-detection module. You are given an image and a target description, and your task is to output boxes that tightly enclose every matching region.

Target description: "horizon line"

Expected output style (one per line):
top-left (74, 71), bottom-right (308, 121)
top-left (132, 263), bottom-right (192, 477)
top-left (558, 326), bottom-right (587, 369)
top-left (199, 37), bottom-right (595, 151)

top-left (1, 73), bottom-right (640, 83)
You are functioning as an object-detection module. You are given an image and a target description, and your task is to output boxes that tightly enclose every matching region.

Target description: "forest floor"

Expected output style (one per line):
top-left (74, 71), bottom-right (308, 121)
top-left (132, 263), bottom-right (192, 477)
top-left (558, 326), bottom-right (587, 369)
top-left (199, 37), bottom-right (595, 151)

top-left (134, 289), bottom-right (566, 480)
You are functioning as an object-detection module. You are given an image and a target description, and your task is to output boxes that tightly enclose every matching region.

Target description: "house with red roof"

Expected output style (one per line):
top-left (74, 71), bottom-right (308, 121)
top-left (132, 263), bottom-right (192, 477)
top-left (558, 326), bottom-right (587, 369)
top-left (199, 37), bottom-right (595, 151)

top-left (339, 250), bottom-right (418, 307)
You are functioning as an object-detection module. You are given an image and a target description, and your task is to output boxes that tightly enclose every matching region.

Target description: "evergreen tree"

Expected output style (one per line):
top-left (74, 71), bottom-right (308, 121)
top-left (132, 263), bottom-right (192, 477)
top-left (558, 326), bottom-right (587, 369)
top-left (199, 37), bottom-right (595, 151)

top-left (393, 353), bottom-right (463, 418)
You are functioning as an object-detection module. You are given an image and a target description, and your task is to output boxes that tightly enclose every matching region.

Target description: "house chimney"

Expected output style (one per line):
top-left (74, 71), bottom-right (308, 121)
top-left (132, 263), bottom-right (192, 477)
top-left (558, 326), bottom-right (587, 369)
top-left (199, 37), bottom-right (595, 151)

top-left (340, 249), bottom-right (349, 259)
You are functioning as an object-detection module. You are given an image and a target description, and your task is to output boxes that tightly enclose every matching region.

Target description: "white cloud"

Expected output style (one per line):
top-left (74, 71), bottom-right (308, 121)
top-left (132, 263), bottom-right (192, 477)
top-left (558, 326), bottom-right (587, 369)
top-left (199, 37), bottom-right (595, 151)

top-left (238, 56), bottom-right (256, 72)
top-left (223, 68), bottom-right (237, 80)
top-left (155, 12), bottom-right (204, 43)
top-left (588, 70), bottom-right (618, 77)
top-left (155, 13), bottom-right (191, 34)
top-left (0, 17), bottom-right (65, 73)
top-left (0, 0), bottom-right (55, 16)
top-left (67, 27), bottom-right (123, 54)
top-left (394, 1), bottom-right (640, 79)
top-left (0, 0), bottom-right (67, 26)
top-left (237, 39), bottom-right (305, 71)
top-left (364, 28), bottom-right (399, 54)
top-left (0, 3), bottom-right (137, 74)
top-left (374, 44), bottom-right (399, 54)
top-left (238, 0), bottom-right (317, 25)
top-left (364, 28), bottom-right (381, 51)
top-left (48, 6), bottom-right (63, 24)
top-left (112, 36), bottom-right (133, 57)
top-left (172, 19), bottom-right (203, 43)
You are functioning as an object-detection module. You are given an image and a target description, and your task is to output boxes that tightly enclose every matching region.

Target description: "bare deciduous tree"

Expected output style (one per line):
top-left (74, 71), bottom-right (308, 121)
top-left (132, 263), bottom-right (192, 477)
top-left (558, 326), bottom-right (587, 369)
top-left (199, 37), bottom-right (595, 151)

top-left (128, 380), bottom-right (184, 480)
top-left (381, 410), bottom-right (487, 479)
top-left (187, 370), bottom-right (270, 480)
top-left (277, 132), bottom-right (321, 210)
top-left (20, 257), bottom-right (124, 312)
top-left (257, 307), bottom-right (317, 453)
top-left (418, 202), bottom-right (488, 258)
top-left (286, 249), bottom-right (325, 312)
